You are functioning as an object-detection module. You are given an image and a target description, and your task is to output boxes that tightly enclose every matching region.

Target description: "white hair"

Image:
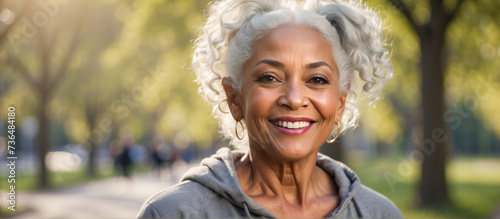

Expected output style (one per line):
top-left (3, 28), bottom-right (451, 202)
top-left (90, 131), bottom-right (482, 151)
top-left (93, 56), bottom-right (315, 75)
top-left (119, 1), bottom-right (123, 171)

top-left (192, 0), bottom-right (392, 148)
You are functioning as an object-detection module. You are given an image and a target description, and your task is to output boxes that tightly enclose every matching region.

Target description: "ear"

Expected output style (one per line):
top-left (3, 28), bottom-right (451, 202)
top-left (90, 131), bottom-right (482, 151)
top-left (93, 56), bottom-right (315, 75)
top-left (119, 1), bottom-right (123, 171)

top-left (335, 83), bottom-right (350, 123)
top-left (222, 77), bottom-right (243, 121)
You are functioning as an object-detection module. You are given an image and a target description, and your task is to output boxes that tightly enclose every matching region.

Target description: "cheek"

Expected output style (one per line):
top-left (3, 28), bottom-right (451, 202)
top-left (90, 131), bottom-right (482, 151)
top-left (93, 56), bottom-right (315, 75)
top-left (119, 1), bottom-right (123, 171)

top-left (242, 88), bottom-right (277, 120)
top-left (312, 90), bottom-right (339, 119)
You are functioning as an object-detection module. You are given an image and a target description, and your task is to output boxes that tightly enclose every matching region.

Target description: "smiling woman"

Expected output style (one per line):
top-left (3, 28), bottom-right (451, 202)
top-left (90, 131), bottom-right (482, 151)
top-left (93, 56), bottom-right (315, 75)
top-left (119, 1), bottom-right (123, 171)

top-left (137, 0), bottom-right (402, 218)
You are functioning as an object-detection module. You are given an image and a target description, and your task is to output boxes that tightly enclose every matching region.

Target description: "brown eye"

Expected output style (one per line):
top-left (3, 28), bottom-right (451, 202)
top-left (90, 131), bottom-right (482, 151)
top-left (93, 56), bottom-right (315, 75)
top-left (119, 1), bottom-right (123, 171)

top-left (308, 76), bottom-right (329, 85)
top-left (257, 74), bottom-right (278, 83)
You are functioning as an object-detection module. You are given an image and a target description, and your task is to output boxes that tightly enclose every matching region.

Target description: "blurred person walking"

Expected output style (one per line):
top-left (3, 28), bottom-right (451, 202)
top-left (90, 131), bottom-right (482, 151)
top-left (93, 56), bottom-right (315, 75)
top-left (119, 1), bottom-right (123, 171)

top-left (148, 135), bottom-right (167, 178)
top-left (116, 134), bottom-right (134, 180)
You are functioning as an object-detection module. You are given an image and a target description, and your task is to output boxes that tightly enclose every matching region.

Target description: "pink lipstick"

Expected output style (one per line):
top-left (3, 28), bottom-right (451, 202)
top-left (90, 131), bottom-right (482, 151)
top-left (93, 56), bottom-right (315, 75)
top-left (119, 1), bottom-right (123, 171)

top-left (270, 117), bottom-right (314, 136)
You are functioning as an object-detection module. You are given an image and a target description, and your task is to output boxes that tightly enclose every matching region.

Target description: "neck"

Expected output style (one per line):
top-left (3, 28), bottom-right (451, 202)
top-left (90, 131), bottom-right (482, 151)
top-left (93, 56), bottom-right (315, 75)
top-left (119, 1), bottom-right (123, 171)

top-left (237, 147), bottom-right (332, 206)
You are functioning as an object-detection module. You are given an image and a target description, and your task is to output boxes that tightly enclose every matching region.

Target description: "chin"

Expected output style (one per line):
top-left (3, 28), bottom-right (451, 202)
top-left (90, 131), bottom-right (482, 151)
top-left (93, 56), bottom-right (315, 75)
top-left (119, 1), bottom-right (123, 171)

top-left (271, 141), bottom-right (319, 161)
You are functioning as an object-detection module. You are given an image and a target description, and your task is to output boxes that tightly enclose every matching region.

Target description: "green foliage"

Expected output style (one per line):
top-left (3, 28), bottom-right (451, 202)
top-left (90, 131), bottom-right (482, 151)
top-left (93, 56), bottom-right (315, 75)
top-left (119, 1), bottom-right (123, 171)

top-left (445, 0), bottom-right (500, 137)
top-left (90, 0), bottom-right (217, 146)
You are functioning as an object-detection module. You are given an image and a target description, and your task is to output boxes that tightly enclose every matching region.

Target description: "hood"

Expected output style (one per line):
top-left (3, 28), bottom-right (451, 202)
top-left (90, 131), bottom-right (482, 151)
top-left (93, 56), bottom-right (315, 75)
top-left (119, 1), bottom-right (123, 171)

top-left (317, 154), bottom-right (361, 217)
top-left (180, 147), bottom-right (361, 218)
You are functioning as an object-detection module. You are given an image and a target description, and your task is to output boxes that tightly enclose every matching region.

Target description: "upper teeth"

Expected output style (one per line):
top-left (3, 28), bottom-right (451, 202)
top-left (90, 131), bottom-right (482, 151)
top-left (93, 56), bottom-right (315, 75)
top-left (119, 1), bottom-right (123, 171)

top-left (275, 121), bottom-right (311, 129)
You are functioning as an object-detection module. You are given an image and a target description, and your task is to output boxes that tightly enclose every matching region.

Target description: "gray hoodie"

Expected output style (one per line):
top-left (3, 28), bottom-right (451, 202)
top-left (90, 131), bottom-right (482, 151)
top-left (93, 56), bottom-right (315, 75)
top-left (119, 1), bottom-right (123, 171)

top-left (137, 148), bottom-right (403, 218)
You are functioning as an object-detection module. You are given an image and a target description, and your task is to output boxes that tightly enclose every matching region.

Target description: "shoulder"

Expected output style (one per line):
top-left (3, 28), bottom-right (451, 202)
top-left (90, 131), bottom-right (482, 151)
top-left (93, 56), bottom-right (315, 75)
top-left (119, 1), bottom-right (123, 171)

top-left (354, 185), bottom-right (404, 218)
top-left (137, 181), bottom-right (213, 218)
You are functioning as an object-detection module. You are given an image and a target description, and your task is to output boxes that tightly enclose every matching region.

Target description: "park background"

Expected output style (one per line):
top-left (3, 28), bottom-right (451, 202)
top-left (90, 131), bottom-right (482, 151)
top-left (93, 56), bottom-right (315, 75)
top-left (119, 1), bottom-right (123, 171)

top-left (0, 0), bottom-right (499, 218)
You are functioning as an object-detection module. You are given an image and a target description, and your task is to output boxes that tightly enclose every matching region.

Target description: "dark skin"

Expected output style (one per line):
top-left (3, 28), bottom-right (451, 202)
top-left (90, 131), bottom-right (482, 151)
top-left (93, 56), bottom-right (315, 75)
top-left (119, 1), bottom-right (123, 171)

top-left (223, 25), bottom-right (347, 218)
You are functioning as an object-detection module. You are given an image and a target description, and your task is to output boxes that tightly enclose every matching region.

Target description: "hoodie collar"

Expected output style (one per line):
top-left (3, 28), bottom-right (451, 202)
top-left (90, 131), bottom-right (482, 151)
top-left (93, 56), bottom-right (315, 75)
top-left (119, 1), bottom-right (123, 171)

top-left (181, 148), bottom-right (360, 218)
top-left (181, 148), bottom-right (275, 217)
top-left (316, 154), bottom-right (361, 217)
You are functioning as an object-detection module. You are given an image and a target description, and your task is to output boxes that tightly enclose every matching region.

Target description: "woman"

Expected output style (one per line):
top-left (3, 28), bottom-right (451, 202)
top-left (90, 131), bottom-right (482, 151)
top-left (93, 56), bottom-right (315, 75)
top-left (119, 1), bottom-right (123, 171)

top-left (138, 0), bottom-right (403, 218)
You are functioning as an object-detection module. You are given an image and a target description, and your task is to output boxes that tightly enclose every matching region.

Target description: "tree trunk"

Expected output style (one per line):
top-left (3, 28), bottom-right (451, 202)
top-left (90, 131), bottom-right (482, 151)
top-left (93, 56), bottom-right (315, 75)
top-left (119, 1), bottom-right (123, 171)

top-left (38, 92), bottom-right (50, 188)
top-left (87, 141), bottom-right (97, 177)
top-left (416, 28), bottom-right (449, 207)
top-left (84, 106), bottom-right (98, 178)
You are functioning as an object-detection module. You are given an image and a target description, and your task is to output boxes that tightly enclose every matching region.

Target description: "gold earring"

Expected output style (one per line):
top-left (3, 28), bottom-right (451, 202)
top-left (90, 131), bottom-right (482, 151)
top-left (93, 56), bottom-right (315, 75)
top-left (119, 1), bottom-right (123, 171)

top-left (326, 122), bottom-right (340, 144)
top-left (235, 120), bottom-right (244, 140)
top-left (218, 99), bottom-right (230, 114)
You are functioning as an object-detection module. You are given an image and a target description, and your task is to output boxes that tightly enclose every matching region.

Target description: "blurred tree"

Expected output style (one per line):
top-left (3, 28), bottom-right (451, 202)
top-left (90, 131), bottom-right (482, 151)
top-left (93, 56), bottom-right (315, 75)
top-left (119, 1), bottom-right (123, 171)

top-left (383, 0), bottom-right (500, 207)
top-left (100, 0), bottom-right (216, 148)
top-left (1, 0), bottom-right (86, 188)
top-left (387, 0), bottom-right (464, 207)
top-left (59, 3), bottom-right (124, 177)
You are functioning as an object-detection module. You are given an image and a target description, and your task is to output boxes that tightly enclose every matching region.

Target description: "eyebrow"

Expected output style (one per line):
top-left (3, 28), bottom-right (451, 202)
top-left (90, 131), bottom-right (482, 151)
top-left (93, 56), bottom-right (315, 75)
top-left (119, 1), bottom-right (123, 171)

top-left (254, 59), bottom-right (285, 69)
top-left (254, 59), bottom-right (333, 71)
top-left (305, 61), bottom-right (333, 71)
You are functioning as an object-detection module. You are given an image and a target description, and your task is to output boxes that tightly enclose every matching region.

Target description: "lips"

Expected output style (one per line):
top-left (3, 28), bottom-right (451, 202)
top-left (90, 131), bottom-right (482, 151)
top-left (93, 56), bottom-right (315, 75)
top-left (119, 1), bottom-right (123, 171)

top-left (270, 117), bottom-right (314, 136)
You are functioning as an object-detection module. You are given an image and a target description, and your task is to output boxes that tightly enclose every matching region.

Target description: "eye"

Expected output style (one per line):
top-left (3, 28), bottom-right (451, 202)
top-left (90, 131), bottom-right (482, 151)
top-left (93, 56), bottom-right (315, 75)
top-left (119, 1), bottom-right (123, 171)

top-left (256, 73), bottom-right (279, 83)
top-left (307, 76), bottom-right (329, 85)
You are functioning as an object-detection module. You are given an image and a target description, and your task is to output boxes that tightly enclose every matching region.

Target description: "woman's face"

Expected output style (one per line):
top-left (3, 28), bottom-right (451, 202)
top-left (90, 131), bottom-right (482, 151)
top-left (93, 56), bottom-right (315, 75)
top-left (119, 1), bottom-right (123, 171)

top-left (225, 25), bottom-right (347, 161)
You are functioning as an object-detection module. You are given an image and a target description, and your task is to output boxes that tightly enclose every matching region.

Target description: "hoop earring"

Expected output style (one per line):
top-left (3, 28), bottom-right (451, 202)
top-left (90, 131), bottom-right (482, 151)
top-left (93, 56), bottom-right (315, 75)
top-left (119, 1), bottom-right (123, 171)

top-left (218, 99), bottom-right (230, 114)
top-left (326, 122), bottom-right (340, 144)
top-left (235, 120), bottom-right (244, 140)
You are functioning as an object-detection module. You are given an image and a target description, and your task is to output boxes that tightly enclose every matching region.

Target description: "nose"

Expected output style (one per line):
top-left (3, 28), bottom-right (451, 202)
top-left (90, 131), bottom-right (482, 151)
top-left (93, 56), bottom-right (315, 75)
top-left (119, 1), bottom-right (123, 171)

top-left (277, 80), bottom-right (309, 110)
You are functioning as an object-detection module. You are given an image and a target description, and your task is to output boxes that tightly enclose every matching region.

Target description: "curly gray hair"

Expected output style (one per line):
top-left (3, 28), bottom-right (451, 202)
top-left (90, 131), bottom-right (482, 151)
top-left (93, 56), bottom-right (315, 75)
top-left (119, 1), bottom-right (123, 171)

top-left (192, 0), bottom-right (392, 148)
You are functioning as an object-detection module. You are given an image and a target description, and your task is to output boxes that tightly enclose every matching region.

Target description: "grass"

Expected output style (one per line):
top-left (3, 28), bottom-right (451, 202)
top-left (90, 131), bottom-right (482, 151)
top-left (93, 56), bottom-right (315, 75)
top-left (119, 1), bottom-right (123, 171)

top-left (350, 155), bottom-right (500, 218)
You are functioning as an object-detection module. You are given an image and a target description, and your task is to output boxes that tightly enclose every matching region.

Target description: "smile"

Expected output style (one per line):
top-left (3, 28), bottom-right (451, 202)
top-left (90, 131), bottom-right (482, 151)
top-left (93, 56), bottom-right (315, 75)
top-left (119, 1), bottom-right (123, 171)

top-left (270, 117), bottom-right (314, 136)
top-left (274, 121), bottom-right (311, 129)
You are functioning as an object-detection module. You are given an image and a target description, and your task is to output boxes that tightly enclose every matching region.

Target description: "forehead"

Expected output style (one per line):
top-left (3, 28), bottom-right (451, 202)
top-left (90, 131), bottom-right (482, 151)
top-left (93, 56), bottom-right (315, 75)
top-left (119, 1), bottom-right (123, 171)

top-left (245, 25), bottom-right (337, 71)
top-left (254, 25), bottom-right (332, 53)
top-left (248, 25), bottom-right (336, 65)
